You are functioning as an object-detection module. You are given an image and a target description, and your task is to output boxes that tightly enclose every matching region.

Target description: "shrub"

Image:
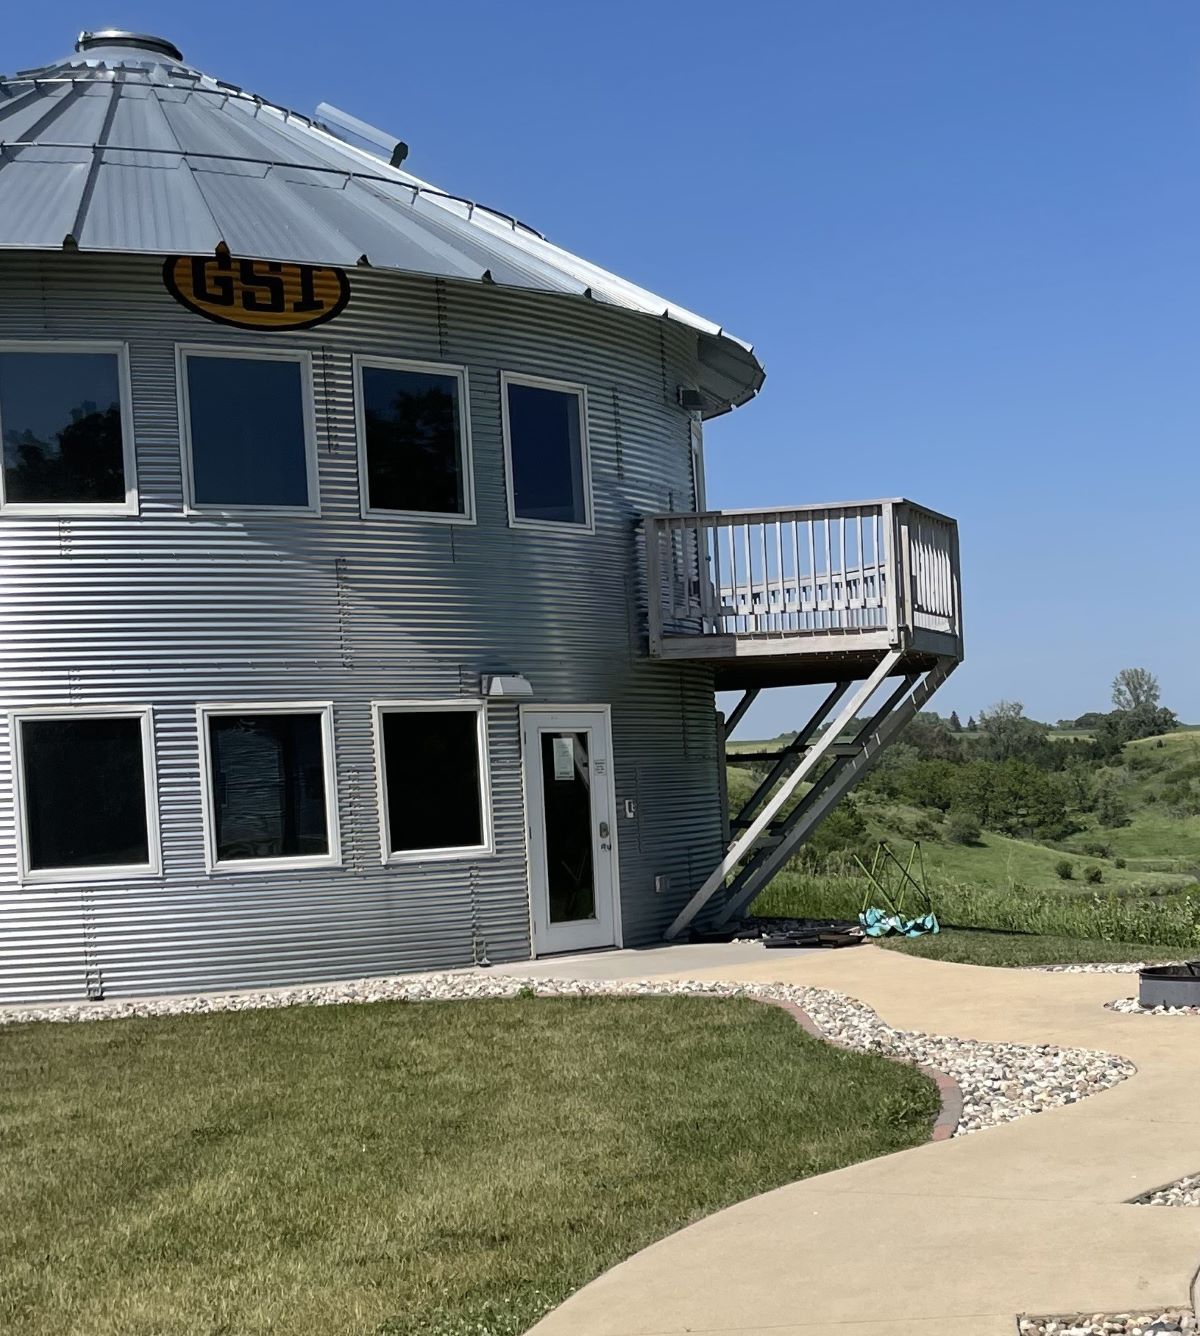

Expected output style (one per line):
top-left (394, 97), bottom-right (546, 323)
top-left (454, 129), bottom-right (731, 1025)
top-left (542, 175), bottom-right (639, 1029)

top-left (1096, 781), bottom-right (1131, 828)
top-left (1115, 857), bottom-right (1127, 869)
top-left (946, 810), bottom-right (982, 846)
top-left (1083, 840), bottom-right (1112, 859)
top-left (1055, 859), bottom-right (1074, 881)
top-left (1084, 865), bottom-right (1103, 885)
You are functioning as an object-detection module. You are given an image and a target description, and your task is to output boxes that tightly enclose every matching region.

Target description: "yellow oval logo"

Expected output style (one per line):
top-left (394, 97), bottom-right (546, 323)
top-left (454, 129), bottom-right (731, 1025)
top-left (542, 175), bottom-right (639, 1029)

top-left (163, 255), bottom-right (350, 331)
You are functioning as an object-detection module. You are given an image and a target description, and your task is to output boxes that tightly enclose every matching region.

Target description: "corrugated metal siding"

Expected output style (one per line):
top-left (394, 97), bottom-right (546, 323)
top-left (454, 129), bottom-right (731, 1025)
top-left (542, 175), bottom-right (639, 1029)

top-left (0, 252), bottom-right (724, 1002)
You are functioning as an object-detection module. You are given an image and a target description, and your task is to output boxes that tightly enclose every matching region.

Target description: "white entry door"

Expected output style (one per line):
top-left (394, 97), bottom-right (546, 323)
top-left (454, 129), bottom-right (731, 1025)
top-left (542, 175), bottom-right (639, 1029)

top-left (522, 707), bottom-right (619, 955)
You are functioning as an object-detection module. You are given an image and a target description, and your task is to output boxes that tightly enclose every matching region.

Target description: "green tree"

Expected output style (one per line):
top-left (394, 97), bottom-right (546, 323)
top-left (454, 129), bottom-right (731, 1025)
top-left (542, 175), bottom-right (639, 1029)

top-left (1096, 777), bottom-right (1131, 828)
top-left (1112, 667), bottom-right (1160, 712)
top-left (898, 759), bottom-right (960, 812)
top-left (948, 710), bottom-right (963, 732)
top-left (955, 759), bottom-right (1068, 837)
top-left (977, 701), bottom-right (1052, 765)
top-left (1105, 667), bottom-right (1180, 743)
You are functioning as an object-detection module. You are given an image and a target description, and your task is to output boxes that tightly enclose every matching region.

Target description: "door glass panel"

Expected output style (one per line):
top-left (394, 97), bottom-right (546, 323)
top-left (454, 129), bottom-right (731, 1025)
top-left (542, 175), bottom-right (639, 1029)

top-left (540, 731), bottom-right (596, 923)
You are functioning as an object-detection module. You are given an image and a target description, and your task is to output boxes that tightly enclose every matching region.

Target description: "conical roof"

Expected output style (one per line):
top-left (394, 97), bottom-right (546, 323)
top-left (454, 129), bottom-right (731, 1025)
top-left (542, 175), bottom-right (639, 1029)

top-left (0, 31), bottom-right (762, 415)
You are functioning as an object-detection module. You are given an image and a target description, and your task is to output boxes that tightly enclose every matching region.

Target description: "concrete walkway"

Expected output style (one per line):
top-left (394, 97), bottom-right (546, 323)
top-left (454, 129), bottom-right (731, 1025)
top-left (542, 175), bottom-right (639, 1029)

top-left (516, 945), bottom-right (1200, 1336)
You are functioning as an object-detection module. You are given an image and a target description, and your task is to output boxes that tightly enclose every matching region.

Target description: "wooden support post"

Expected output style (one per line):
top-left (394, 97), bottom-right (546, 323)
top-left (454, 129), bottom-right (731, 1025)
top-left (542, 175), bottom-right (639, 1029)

top-left (723, 688), bottom-right (760, 739)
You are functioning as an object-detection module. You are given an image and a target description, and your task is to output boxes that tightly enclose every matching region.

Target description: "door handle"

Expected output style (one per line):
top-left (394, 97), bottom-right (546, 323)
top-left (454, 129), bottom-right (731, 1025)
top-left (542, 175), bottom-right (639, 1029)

top-left (598, 821), bottom-right (610, 839)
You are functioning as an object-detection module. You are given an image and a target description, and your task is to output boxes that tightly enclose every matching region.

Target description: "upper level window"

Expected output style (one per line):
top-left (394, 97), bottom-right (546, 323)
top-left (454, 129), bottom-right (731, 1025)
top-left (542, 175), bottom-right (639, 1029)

top-left (179, 349), bottom-right (317, 512)
top-left (356, 359), bottom-right (473, 521)
top-left (13, 709), bottom-right (160, 881)
top-left (199, 704), bottom-right (339, 870)
top-left (0, 344), bottom-right (135, 513)
top-left (502, 374), bottom-right (591, 530)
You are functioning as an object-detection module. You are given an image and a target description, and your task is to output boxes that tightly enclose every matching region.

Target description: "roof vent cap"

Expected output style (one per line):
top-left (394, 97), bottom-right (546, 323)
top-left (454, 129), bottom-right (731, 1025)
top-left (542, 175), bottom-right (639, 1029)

top-left (75, 30), bottom-right (184, 62)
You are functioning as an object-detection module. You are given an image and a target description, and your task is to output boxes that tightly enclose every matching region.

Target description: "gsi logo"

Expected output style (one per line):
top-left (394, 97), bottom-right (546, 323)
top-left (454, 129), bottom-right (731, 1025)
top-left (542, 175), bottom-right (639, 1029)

top-left (163, 254), bottom-right (350, 331)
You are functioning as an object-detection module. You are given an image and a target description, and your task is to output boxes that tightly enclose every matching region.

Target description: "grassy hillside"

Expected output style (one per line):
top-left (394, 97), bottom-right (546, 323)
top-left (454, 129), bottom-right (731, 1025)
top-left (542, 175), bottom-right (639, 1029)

top-left (860, 799), bottom-right (1192, 895)
top-left (731, 716), bottom-right (1200, 950)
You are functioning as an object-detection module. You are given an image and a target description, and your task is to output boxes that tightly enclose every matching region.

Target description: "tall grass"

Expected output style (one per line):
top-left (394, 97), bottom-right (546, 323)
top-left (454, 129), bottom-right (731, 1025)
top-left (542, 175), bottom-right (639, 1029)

top-left (751, 873), bottom-right (1200, 948)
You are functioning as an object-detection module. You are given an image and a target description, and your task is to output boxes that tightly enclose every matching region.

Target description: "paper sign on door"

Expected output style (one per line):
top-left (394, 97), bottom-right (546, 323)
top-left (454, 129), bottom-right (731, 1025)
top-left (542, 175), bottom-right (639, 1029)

top-left (552, 735), bottom-right (575, 781)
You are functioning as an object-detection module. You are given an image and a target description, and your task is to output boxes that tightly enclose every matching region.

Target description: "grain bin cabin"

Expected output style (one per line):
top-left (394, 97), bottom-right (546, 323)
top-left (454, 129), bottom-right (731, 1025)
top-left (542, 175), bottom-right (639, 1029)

top-left (0, 31), bottom-right (962, 1003)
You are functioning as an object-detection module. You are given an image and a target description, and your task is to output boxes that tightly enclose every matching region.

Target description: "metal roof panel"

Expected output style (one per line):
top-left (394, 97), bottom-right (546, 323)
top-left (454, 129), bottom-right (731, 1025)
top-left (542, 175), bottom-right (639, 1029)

top-left (0, 34), bottom-right (764, 412)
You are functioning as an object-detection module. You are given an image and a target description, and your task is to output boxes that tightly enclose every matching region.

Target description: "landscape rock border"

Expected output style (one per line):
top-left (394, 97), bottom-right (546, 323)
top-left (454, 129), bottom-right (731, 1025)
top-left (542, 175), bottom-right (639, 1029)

top-left (0, 973), bottom-right (1133, 1138)
top-left (1108, 998), bottom-right (1200, 1017)
top-left (1019, 1312), bottom-right (1195, 1335)
top-left (1032, 963), bottom-right (1182, 975)
top-left (1129, 1173), bottom-right (1200, 1208)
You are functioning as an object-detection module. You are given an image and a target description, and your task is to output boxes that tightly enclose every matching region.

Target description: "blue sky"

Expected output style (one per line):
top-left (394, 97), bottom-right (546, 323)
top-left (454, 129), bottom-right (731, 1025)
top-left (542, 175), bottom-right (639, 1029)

top-left (10, 3), bottom-right (1199, 734)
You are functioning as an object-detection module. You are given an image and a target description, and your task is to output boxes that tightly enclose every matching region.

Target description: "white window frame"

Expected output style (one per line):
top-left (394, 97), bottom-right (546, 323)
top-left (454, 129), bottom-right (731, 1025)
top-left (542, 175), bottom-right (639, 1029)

top-left (372, 700), bottom-right (494, 864)
top-left (177, 345), bottom-right (320, 516)
top-left (9, 705), bottom-right (161, 884)
top-left (353, 355), bottom-right (476, 525)
top-left (197, 701), bottom-right (341, 873)
top-left (0, 340), bottom-right (138, 516)
top-left (500, 371), bottom-right (594, 534)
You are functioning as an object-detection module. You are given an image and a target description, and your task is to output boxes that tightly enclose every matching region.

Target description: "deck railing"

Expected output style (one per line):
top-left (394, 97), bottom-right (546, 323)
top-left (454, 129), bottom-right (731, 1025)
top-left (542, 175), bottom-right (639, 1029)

top-left (644, 499), bottom-right (961, 653)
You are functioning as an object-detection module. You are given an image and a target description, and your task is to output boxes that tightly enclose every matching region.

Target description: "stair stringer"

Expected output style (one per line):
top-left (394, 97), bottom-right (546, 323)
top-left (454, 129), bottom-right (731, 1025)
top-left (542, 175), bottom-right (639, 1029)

top-left (712, 655), bottom-right (958, 925)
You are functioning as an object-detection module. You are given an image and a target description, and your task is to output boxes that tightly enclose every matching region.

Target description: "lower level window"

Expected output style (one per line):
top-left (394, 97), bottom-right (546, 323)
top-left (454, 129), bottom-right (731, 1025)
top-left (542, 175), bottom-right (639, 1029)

top-left (375, 704), bottom-right (490, 859)
top-left (15, 711), bottom-right (157, 878)
top-left (201, 706), bottom-right (337, 868)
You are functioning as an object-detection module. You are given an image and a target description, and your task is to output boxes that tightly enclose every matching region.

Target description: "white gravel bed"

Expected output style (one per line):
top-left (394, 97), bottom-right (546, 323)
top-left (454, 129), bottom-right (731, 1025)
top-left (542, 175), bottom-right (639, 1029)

top-left (1021, 1313), bottom-right (1194, 1335)
top-left (1108, 998), bottom-right (1200, 1016)
top-left (1030, 962), bottom-right (1181, 975)
top-left (1132, 1173), bottom-right (1200, 1207)
top-left (0, 974), bottom-right (1134, 1137)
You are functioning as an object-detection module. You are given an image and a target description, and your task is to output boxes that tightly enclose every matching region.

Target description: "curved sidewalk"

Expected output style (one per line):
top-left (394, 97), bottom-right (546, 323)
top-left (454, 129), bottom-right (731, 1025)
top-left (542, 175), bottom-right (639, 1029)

top-left (523, 946), bottom-right (1200, 1336)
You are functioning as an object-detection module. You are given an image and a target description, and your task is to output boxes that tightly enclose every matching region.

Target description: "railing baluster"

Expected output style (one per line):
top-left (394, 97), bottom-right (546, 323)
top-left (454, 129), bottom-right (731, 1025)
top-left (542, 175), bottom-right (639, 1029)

top-left (790, 517), bottom-right (801, 633)
top-left (707, 516), bottom-right (721, 634)
top-left (754, 519), bottom-right (766, 633)
top-left (773, 520), bottom-right (785, 634)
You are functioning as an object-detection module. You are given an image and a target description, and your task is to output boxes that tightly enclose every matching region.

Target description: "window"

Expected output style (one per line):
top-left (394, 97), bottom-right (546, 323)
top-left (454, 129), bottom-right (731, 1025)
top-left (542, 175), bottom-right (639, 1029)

top-left (374, 703), bottom-right (491, 860)
top-left (179, 349), bottom-right (316, 511)
top-left (12, 709), bottom-right (159, 880)
top-left (199, 705), bottom-right (339, 869)
top-left (0, 344), bottom-right (135, 512)
top-left (501, 374), bottom-right (591, 529)
top-left (356, 358), bottom-right (473, 520)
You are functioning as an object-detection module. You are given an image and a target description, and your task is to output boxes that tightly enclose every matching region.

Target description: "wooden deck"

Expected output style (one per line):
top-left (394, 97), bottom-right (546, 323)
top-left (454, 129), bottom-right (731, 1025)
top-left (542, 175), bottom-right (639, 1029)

top-left (644, 499), bottom-right (963, 691)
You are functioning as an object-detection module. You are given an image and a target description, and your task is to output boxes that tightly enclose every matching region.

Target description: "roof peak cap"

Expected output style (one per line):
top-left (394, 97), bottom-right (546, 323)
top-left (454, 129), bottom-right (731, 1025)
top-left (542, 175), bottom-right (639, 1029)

top-left (75, 30), bottom-right (184, 62)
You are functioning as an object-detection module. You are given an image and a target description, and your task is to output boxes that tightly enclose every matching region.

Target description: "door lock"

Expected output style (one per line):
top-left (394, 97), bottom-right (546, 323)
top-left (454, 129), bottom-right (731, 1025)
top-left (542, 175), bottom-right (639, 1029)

top-left (598, 821), bottom-right (610, 839)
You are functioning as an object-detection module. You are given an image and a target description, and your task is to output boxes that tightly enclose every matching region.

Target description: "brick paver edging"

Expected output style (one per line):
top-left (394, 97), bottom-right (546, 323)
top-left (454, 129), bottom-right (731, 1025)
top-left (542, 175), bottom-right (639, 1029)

top-left (760, 996), bottom-right (964, 1142)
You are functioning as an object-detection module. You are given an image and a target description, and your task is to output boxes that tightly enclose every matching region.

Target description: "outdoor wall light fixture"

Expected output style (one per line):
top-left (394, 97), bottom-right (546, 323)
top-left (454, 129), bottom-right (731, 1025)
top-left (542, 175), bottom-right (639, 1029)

top-left (483, 674), bottom-right (534, 698)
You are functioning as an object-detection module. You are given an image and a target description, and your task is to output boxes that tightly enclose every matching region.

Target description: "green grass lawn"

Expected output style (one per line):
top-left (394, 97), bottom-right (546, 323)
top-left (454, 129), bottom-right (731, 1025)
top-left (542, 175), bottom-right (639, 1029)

top-left (880, 929), bottom-right (1185, 967)
top-left (1, 995), bottom-right (939, 1336)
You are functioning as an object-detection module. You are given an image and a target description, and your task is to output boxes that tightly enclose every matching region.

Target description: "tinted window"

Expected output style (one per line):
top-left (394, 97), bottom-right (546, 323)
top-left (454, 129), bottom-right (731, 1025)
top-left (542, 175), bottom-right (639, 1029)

top-left (381, 710), bottom-right (484, 853)
top-left (20, 716), bottom-right (149, 871)
top-left (185, 355), bottom-right (310, 508)
top-left (506, 382), bottom-right (587, 525)
top-left (0, 351), bottom-right (126, 505)
top-left (362, 365), bottom-right (466, 515)
top-left (208, 713), bottom-right (329, 862)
